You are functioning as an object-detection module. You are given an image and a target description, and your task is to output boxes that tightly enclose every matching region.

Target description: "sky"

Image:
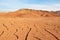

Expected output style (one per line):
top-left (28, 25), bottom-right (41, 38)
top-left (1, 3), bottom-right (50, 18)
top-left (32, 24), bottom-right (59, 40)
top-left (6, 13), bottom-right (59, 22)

top-left (0, 0), bottom-right (60, 12)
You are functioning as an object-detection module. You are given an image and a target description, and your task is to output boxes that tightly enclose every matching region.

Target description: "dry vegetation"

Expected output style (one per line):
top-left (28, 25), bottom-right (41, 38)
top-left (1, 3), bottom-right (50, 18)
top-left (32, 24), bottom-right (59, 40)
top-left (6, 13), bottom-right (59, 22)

top-left (0, 9), bottom-right (60, 40)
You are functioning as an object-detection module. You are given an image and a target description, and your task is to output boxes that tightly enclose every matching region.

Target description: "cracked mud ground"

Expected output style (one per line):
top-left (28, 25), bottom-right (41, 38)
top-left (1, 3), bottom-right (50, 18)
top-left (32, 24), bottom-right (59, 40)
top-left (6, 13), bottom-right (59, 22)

top-left (0, 17), bottom-right (60, 40)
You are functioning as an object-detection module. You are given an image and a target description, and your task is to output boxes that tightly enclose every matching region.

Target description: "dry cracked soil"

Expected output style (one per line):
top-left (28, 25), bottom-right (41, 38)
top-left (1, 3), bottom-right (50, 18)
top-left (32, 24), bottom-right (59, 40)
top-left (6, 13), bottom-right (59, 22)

top-left (0, 17), bottom-right (60, 40)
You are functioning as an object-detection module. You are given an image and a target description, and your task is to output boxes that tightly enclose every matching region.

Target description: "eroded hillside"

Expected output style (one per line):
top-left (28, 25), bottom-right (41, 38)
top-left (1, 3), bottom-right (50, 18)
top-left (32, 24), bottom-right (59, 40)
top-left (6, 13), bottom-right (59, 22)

top-left (0, 9), bottom-right (60, 17)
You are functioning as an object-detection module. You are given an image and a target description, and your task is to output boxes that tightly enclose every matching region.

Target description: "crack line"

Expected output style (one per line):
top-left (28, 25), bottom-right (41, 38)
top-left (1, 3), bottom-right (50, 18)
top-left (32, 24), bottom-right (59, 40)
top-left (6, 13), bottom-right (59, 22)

top-left (3, 24), bottom-right (8, 30)
top-left (44, 29), bottom-right (60, 40)
top-left (25, 28), bottom-right (31, 40)
top-left (0, 31), bottom-right (4, 36)
top-left (14, 29), bottom-right (19, 39)
top-left (33, 36), bottom-right (42, 40)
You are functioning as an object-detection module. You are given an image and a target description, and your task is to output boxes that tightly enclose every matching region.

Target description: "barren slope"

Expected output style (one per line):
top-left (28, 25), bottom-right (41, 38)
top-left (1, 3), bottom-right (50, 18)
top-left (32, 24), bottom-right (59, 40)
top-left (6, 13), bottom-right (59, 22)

top-left (0, 17), bottom-right (60, 40)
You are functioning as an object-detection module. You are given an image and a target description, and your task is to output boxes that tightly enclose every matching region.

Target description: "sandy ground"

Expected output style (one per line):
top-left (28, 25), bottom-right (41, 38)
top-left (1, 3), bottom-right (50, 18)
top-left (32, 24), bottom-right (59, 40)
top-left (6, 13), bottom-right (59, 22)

top-left (0, 17), bottom-right (60, 40)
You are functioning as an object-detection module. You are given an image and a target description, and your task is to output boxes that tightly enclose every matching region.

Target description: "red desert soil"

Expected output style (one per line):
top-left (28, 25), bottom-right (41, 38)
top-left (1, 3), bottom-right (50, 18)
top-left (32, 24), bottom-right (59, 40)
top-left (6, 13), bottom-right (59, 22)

top-left (0, 9), bottom-right (60, 40)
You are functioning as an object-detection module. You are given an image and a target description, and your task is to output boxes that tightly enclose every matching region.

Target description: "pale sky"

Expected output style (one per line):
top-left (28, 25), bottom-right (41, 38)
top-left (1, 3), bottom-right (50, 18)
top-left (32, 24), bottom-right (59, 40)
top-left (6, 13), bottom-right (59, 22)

top-left (0, 0), bottom-right (60, 12)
